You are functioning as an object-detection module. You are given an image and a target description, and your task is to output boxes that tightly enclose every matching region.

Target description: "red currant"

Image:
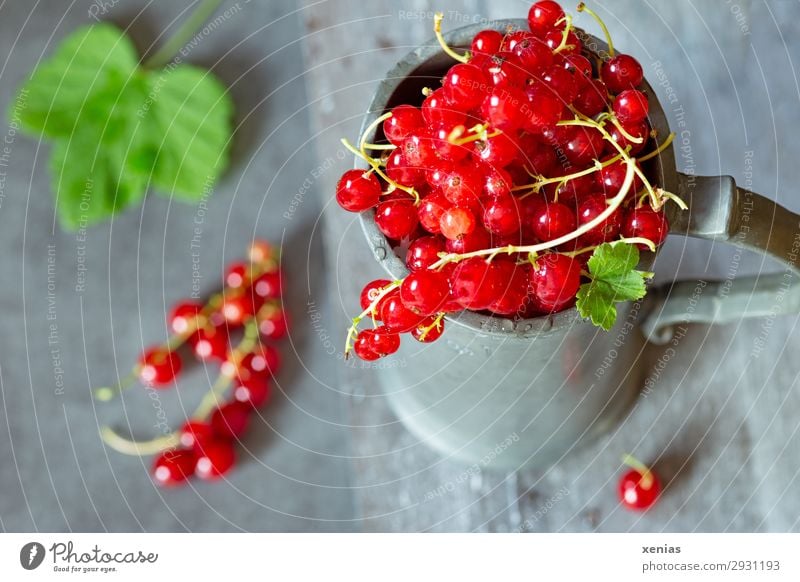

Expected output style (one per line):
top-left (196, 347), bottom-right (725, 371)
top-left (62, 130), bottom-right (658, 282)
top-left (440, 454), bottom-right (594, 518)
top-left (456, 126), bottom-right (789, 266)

top-left (418, 190), bottom-right (450, 234)
top-left (484, 195), bottom-right (521, 236)
top-left (528, 1), bottom-right (565, 36)
top-left (471, 29), bottom-right (503, 55)
top-left (622, 207), bottom-right (669, 248)
top-left (380, 293), bottom-right (426, 333)
top-left (234, 375), bottom-right (272, 408)
top-left (190, 326), bottom-right (229, 361)
top-left (533, 201), bottom-right (577, 242)
top-left (179, 421), bottom-right (215, 449)
top-left (400, 270), bottom-right (450, 315)
top-left (336, 169), bottom-right (381, 212)
top-left (210, 401), bottom-right (251, 439)
top-left (360, 279), bottom-right (393, 316)
top-left (613, 89), bottom-right (649, 123)
top-left (152, 449), bottom-right (195, 486)
top-left (411, 316), bottom-right (445, 343)
top-left (169, 301), bottom-right (204, 335)
top-left (442, 63), bottom-right (486, 109)
top-left (354, 326), bottom-right (401, 360)
top-left (439, 207), bottom-right (476, 240)
top-left (138, 348), bottom-right (182, 387)
top-left (406, 236), bottom-right (446, 271)
top-left (257, 305), bottom-right (288, 339)
top-left (451, 257), bottom-right (503, 310)
top-left (375, 198), bottom-right (419, 240)
top-left (421, 88), bottom-right (466, 126)
top-left (385, 150), bottom-right (426, 188)
top-left (577, 194), bottom-right (622, 245)
top-left (195, 440), bottom-right (236, 480)
top-left (602, 54), bottom-right (644, 93)
top-left (384, 104), bottom-right (424, 145)
top-left (529, 253), bottom-right (581, 312)
top-left (619, 462), bottom-right (661, 510)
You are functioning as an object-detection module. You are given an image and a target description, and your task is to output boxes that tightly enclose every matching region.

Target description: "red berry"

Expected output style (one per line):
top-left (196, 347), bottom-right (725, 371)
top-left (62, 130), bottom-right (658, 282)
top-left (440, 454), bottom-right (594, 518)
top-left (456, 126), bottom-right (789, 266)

top-left (441, 164), bottom-right (484, 206)
top-left (190, 326), bottom-right (229, 361)
top-left (336, 169), bottom-right (381, 212)
top-left (613, 89), bottom-right (649, 123)
top-left (528, 1), bottom-right (565, 36)
top-left (406, 236), bottom-right (446, 272)
top-left (384, 104), bottom-right (424, 145)
top-left (257, 306), bottom-right (288, 339)
top-left (619, 467), bottom-right (661, 510)
top-left (574, 79), bottom-right (609, 117)
top-left (401, 270), bottom-right (450, 316)
top-left (446, 227), bottom-right (491, 254)
top-left (481, 87), bottom-right (529, 131)
top-left (596, 159), bottom-right (643, 197)
top-left (220, 291), bottom-right (253, 326)
top-left (484, 195), bottom-right (522, 236)
top-left (385, 150), bottom-right (425, 188)
top-left (609, 120), bottom-right (649, 156)
top-left (602, 54), bottom-right (644, 93)
top-left (622, 207), bottom-right (670, 248)
top-left (360, 279), bottom-right (393, 316)
top-left (544, 28), bottom-right (582, 56)
top-left (375, 198), bottom-right (419, 240)
top-left (169, 301), bottom-right (203, 335)
top-left (152, 449), bottom-right (195, 486)
top-left (354, 326), bottom-right (401, 361)
top-left (411, 316), bottom-right (445, 343)
top-left (224, 262), bottom-right (248, 289)
top-left (529, 254), bottom-right (581, 312)
top-left (560, 126), bottom-right (605, 166)
top-left (451, 257), bottom-right (503, 310)
top-left (533, 202), bottom-right (577, 242)
top-left (471, 29), bottom-right (503, 55)
top-left (439, 207), bottom-right (476, 240)
top-left (421, 88), bottom-right (466, 127)
top-left (563, 54), bottom-right (593, 85)
top-left (211, 401), bottom-right (251, 439)
top-left (195, 440), bottom-right (236, 480)
top-left (576, 194), bottom-right (622, 245)
top-left (234, 375), bottom-right (272, 408)
top-left (380, 294), bottom-right (426, 333)
top-left (541, 65), bottom-right (579, 104)
top-left (237, 344), bottom-right (281, 380)
top-left (484, 52), bottom-right (527, 89)
top-left (402, 133), bottom-right (439, 168)
top-left (442, 63), bottom-right (486, 110)
top-left (248, 240), bottom-right (275, 264)
top-left (513, 36), bottom-right (553, 74)
top-left (139, 348), bottom-right (182, 387)
top-left (523, 84), bottom-right (564, 133)
top-left (179, 421), bottom-right (215, 449)
top-left (489, 260), bottom-right (531, 316)
top-left (483, 167), bottom-right (513, 198)
top-left (473, 131), bottom-right (519, 168)
top-left (252, 271), bottom-right (282, 300)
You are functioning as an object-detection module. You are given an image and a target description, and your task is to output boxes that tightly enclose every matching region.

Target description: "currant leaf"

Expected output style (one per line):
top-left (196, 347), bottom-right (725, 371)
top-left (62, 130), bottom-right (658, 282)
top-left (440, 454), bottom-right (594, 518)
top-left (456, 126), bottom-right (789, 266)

top-left (576, 242), bottom-right (651, 330)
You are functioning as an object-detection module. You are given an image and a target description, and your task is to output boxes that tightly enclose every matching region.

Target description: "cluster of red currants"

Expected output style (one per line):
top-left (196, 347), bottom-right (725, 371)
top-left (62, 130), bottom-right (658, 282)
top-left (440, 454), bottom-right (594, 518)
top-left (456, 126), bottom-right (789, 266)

top-left (97, 241), bottom-right (289, 486)
top-left (336, 1), bottom-right (679, 361)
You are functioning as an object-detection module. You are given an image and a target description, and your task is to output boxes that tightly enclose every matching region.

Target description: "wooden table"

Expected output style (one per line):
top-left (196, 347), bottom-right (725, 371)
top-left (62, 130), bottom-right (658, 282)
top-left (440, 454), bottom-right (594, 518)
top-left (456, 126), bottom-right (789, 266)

top-left (300, 0), bottom-right (800, 531)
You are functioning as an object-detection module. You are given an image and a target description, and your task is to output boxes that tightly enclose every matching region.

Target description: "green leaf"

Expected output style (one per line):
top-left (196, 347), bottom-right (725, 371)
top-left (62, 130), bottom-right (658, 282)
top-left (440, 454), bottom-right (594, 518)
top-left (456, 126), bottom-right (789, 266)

top-left (8, 22), bottom-right (234, 229)
top-left (147, 65), bottom-right (233, 200)
top-left (12, 24), bottom-right (139, 139)
top-left (576, 242), bottom-right (651, 331)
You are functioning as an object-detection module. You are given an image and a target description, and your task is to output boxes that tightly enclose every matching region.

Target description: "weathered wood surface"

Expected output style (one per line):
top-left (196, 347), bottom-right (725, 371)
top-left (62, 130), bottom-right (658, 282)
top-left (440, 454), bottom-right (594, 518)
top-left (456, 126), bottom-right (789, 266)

top-left (301, 0), bottom-right (800, 531)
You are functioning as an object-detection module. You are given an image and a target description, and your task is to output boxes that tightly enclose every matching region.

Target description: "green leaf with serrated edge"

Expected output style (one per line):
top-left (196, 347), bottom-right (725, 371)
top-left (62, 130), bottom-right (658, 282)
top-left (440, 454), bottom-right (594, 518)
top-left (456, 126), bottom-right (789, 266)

top-left (8, 21), bottom-right (234, 229)
top-left (12, 24), bottom-right (139, 139)
top-left (148, 65), bottom-right (233, 200)
top-left (576, 242), bottom-right (651, 331)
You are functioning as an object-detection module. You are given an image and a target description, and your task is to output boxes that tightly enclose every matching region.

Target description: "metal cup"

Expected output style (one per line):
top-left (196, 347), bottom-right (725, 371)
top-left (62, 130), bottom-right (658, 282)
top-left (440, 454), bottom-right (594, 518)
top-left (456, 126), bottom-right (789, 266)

top-left (357, 20), bottom-right (800, 470)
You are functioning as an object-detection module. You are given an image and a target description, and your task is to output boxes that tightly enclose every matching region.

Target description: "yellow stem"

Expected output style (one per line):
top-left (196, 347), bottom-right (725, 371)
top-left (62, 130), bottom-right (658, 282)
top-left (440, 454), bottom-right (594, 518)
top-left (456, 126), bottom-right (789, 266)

top-left (622, 453), bottom-right (654, 490)
top-left (636, 132), bottom-right (676, 162)
top-left (577, 2), bottom-right (615, 57)
top-left (552, 14), bottom-right (574, 54)
top-left (434, 12), bottom-right (470, 64)
top-left (345, 281), bottom-right (402, 357)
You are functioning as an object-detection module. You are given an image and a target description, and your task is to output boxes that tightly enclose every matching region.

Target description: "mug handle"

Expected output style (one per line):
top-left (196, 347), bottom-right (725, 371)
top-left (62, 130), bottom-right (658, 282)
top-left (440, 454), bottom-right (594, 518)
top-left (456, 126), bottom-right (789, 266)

top-left (640, 173), bottom-right (800, 344)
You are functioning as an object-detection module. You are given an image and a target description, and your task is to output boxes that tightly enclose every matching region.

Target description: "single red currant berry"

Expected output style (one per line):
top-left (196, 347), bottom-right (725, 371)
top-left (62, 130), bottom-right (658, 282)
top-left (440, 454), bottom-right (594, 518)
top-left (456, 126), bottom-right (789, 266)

top-left (234, 375), bottom-right (272, 408)
top-left (471, 29), bottom-right (503, 55)
top-left (619, 457), bottom-right (661, 510)
top-left (257, 305), bottom-right (288, 339)
top-left (513, 36), bottom-right (554, 74)
top-left (518, 134), bottom-right (558, 175)
top-left (577, 194), bottom-right (622, 245)
top-left (169, 301), bottom-right (203, 335)
top-left (360, 279), bottom-right (393, 317)
top-left (380, 294), bottom-right (426, 333)
top-left (442, 63), bottom-right (486, 110)
top-left (596, 159), bottom-right (644, 197)
top-left (602, 54), bottom-right (644, 93)
top-left (353, 332), bottom-right (380, 361)
top-left (411, 316), bottom-right (445, 343)
top-left (195, 440), bottom-right (236, 480)
top-left (445, 227), bottom-right (491, 254)
top-left (235, 344), bottom-right (281, 380)
top-left (613, 89), bottom-right (649, 123)
top-left (375, 198), bottom-right (419, 240)
top-left (481, 87), bottom-right (529, 131)
top-left (528, 0), bottom-right (565, 36)
top-left (544, 28), bottom-right (582, 56)
top-left (384, 104), bottom-right (424, 145)
top-left (402, 133), bottom-right (439, 168)
top-left (563, 54), bottom-right (593, 86)
top-left (574, 79), bottom-right (609, 117)
top-left (179, 421), bottom-right (215, 449)
top-left (336, 169), bottom-right (381, 212)
top-left (484, 51), bottom-right (528, 89)
top-left (529, 253), bottom-right (581, 312)
top-left (429, 125), bottom-right (471, 162)
top-left (364, 326), bottom-right (402, 357)
top-left (190, 326), bottom-right (229, 361)
top-left (440, 207), bottom-right (477, 240)
top-left (385, 150), bottom-right (426, 187)
top-left (139, 348), bottom-right (182, 387)
top-left (421, 88), bottom-right (466, 126)
top-left (488, 260), bottom-right (532, 316)
top-left (451, 257), bottom-right (504, 310)
top-left (224, 261), bottom-right (249, 289)
top-left (220, 291), bottom-right (253, 326)
top-left (248, 240), bottom-right (275, 264)
top-left (533, 202), bottom-right (577, 242)
top-left (483, 167), bottom-right (513, 198)
top-left (211, 401), bottom-right (252, 439)
top-left (622, 207), bottom-right (670, 248)
top-left (560, 126), bottom-right (606, 166)
top-left (152, 449), bottom-right (196, 486)
top-left (484, 195), bottom-right (522, 236)
top-left (441, 164), bottom-right (484, 206)
top-left (541, 65), bottom-right (579, 104)
top-left (473, 131), bottom-right (519, 168)
top-left (252, 271), bottom-right (282, 300)
top-left (400, 270), bottom-right (451, 316)
top-left (523, 84), bottom-right (564, 133)
top-left (406, 236), bottom-right (446, 272)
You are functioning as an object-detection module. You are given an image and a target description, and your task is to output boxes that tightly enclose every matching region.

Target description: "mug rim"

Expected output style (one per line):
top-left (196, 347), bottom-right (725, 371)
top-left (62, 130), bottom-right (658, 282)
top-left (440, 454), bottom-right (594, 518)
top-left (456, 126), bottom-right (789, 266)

top-left (357, 18), bottom-right (678, 338)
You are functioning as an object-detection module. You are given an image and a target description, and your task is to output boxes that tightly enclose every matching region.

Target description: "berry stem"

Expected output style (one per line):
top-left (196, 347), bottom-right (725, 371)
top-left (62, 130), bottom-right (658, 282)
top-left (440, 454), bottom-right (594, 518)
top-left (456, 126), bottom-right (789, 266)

top-left (622, 453), bottom-right (655, 490)
top-left (417, 312), bottom-right (445, 341)
top-left (552, 13), bottom-right (575, 54)
top-left (577, 2), bottom-right (615, 57)
top-left (514, 153), bottom-right (624, 196)
top-left (635, 132), bottom-right (676, 162)
top-left (144, 0), bottom-right (224, 69)
top-left (434, 12), bottom-right (470, 64)
top-left (99, 319), bottom-right (260, 457)
top-left (560, 236), bottom-right (657, 257)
